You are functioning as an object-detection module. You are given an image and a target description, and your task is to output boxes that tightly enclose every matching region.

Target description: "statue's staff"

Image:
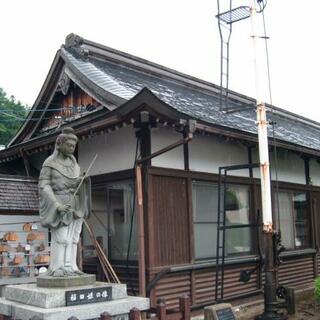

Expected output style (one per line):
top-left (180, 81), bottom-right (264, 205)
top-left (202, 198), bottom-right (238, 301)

top-left (71, 153), bottom-right (120, 283)
top-left (73, 154), bottom-right (98, 197)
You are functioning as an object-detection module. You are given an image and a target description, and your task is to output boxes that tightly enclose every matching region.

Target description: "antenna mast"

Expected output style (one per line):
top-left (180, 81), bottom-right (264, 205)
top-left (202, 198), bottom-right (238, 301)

top-left (216, 1), bottom-right (286, 319)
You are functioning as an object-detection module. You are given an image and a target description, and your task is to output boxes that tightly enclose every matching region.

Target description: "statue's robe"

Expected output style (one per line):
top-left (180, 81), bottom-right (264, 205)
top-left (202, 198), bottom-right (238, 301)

top-left (38, 151), bottom-right (91, 276)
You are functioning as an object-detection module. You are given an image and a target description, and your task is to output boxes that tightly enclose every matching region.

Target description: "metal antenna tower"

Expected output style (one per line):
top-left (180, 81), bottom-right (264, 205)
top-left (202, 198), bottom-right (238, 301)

top-left (215, 1), bottom-right (288, 320)
top-left (216, 1), bottom-right (250, 112)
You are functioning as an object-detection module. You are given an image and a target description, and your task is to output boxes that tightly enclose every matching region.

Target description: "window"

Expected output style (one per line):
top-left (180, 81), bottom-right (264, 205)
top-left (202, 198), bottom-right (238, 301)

top-left (192, 181), bottom-right (252, 260)
top-left (192, 181), bottom-right (218, 259)
top-left (274, 191), bottom-right (310, 250)
top-left (225, 185), bottom-right (251, 255)
top-left (107, 181), bottom-right (137, 262)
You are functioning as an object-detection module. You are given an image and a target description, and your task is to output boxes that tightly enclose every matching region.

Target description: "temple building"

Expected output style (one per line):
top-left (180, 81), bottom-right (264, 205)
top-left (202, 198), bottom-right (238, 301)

top-left (0, 34), bottom-right (319, 310)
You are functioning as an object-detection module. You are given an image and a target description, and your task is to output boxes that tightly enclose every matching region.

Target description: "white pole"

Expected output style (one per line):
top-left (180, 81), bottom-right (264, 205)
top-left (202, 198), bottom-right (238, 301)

top-left (250, 1), bottom-right (273, 233)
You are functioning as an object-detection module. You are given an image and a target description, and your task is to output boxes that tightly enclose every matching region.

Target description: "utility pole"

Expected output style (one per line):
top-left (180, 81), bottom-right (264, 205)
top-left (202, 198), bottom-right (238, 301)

top-left (250, 1), bottom-right (283, 319)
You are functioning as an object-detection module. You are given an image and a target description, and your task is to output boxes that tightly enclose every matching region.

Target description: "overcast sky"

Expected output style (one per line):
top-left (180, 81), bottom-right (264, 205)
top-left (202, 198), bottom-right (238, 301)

top-left (1, 0), bottom-right (319, 122)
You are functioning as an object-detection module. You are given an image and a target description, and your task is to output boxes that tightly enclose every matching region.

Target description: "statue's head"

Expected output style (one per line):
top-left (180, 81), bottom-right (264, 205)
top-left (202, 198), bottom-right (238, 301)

top-left (55, 127), bottom-right (78, 157)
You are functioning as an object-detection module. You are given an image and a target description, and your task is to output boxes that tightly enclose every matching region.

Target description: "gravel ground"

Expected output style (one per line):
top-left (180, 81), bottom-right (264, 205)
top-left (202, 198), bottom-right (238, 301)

top-left (234, 296), bottom-right (320, 320)
top-left (233, 289), bottom-right (320, 319)
top-left (288, 296), bottom-right (320, 320)
top-left (193, 289), bottom-right (320, 319)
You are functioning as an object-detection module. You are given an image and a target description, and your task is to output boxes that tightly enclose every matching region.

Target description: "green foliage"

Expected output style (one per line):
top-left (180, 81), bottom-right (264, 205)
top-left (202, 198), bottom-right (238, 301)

top-left (0, 87), bottom-right (28, 145)
top-left (315, 277), bottom-right (320, 298)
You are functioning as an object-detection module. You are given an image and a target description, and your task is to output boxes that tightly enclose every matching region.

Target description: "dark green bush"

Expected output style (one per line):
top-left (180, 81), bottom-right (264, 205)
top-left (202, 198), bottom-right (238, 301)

top-left (315, 277), bottom-right (320, 298)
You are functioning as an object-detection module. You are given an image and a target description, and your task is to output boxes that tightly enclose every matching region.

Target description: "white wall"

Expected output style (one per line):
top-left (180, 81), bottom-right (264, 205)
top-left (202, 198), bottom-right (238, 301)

top-left (78, 126), bottom-right (137, 176)
top-left (189, 134), bottom-right (250, 177)
top-left (310, 158), bottom-right (320, 186)
top-left (252, 148), bottom-right (306, 184)
top-left (151, 127), bottom-right (184, 169)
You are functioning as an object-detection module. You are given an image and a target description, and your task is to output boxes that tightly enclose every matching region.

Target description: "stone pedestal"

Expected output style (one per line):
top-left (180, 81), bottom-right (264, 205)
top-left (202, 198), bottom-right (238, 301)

top-left (0, 280), bottom-right (149, 320)
top-left (37, 274), bottom-right (96, 288)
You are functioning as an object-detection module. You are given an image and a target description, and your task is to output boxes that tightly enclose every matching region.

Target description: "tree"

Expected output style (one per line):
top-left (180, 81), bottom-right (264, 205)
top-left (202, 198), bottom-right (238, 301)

top-left (0, 88), bottom-right (28, 145)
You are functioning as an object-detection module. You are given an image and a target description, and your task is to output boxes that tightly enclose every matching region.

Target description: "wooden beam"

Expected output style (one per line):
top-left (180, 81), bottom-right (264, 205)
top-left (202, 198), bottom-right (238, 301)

top-left (183, 131), bottom-right (190, 171)
top-left (20, 150), bottom-right (31, 177)
top-left (135, 165), bottom-right (146, 297)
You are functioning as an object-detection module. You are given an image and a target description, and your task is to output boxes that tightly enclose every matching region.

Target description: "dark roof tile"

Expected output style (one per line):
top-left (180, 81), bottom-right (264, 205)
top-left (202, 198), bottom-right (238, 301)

top-left (0, 177), bottom-right (38, 212)
top-left (61, 46), bottom-right (320, 151)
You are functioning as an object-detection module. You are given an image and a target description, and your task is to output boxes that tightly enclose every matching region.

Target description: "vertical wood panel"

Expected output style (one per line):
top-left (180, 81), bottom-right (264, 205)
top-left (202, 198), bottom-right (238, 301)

top-left (151, 175), bottom-right (190, 267)
top-left (41, 84), bottom-right (100, 130)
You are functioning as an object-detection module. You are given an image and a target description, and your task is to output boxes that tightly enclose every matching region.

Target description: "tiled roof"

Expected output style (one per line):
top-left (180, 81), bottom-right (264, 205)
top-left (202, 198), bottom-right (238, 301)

top-left (61, 43), bottom-right (320, 152)
top-left (0, 176), bottom-right (38, 212)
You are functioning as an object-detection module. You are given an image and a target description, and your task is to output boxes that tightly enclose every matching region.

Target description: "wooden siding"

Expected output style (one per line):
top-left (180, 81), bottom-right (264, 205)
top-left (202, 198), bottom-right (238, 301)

top-left (154, 272), bottom-right (192, 310)
top-left (149, 175), bottom-right (190, 267)
top-left (114, 265), bottom-right (139, 296)
top-left (151, 264), bottom-right (259, 310)
top-left (194, 264), bottom-right (259, 305)
top-left (83, 259), bottom-right (139, 295)
top-left (278, 255), bottom-right (315, 288)
top-left (317, 253), bottom-right (320, 275)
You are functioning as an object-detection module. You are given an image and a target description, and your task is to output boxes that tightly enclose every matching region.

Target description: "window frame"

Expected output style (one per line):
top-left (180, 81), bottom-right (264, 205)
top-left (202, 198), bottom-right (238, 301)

top-left (272, 188), bottom-right (311, 251)
top-left (191, 179), bottom-right (256, 261)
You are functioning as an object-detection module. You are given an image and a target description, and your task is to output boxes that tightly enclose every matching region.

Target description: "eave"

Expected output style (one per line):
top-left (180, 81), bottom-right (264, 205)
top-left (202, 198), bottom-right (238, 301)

top-left (1, 88), bottom-right (320, 164)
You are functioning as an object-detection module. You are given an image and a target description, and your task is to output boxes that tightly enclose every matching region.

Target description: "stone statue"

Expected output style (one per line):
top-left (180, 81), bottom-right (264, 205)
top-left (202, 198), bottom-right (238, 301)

top-left (38, 127), bottom-right (91, 277)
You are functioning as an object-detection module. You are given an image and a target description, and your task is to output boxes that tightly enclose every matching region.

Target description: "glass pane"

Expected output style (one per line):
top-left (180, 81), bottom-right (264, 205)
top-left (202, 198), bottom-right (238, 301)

top-left (108, 183), bottom-right (137, 261)
top-left (277, 192), bottom-right (294, 249)
top-left (225, 185), bottom-right (250, 225)
top-left (194, 223), bottom-right (217, 259)
top-left (226, 226), bottom-right (251, 255)
top-left (192, 181), bottom-right (218, 222)
top-left (293, 192), bottom-right (309, 248)
top-left (225, 185), bottom-right (251, 254)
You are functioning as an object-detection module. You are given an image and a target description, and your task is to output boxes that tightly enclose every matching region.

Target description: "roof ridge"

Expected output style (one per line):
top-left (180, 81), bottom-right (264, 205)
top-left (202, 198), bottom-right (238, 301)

top-left (64, 34), bottom-right (256, 105)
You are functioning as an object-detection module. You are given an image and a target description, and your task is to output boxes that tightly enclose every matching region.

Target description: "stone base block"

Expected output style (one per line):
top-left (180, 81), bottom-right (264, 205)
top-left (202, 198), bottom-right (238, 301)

top-left (4, 282), bottom-right (127, 309)
top-left (37, 274), bottom-right (96, 288)
top-left (0, 295), bottom-right (150, 320)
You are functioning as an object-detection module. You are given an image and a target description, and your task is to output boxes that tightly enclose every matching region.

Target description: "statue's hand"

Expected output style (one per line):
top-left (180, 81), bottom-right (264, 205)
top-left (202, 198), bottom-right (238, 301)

top-left (57, 204), bottom-right (71, 216)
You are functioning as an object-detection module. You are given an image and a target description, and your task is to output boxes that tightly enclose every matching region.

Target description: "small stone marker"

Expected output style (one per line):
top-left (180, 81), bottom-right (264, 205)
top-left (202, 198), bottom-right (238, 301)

top-left (204, 303), bottom-right (236, 320)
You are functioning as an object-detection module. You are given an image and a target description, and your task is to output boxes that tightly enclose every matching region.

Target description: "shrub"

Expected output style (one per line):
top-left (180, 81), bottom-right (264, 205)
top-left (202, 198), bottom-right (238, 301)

top-left (315, 277), bottom-right (320, 298)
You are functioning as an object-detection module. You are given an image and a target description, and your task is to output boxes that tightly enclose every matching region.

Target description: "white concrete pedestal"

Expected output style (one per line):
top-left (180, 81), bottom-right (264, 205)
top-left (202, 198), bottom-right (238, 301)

top-left (0, 282), bottom-right (149, 320)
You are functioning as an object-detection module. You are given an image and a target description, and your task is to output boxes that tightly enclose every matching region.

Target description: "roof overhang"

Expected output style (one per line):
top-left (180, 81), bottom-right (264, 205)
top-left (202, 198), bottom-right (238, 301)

top-left (2, 87), bottom-right (320, 163)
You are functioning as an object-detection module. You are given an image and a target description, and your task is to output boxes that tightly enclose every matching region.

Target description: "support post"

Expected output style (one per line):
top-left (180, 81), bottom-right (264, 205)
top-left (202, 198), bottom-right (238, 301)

top-left (100, 312), bottom-right (112, 320)
top-left (129, 308), bottom-right (141, 320)
top-left (179, 296), bottom-right (190, 320)
top-left (156, 300), bottom-right (166, 320)
top-left (136, 165), bottom-right (146, 297)
top-left (20, 150), bottom-right (31, 177)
